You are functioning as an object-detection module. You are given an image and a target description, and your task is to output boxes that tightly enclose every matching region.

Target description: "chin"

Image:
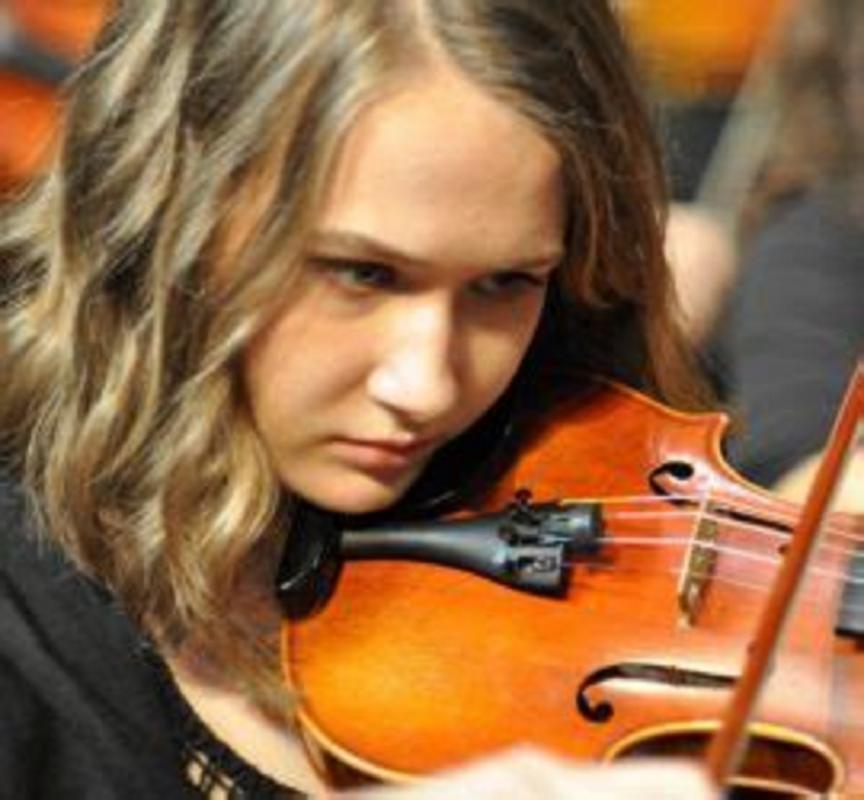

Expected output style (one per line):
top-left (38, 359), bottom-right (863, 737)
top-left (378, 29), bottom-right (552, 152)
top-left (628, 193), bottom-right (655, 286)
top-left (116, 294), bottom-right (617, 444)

top-left (287, 469), bottom-right (421, 516)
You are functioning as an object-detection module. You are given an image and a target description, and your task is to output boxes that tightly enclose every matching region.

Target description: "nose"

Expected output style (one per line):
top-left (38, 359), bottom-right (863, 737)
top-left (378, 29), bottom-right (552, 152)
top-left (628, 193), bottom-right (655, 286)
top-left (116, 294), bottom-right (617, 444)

top-left (366, 295), bottom-right (460, 426)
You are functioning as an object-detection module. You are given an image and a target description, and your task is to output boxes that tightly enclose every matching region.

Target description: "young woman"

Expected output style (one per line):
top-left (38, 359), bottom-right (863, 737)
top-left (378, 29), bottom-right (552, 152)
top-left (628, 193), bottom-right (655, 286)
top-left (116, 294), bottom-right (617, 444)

top-left (0, 1), bottom-right (714, 796)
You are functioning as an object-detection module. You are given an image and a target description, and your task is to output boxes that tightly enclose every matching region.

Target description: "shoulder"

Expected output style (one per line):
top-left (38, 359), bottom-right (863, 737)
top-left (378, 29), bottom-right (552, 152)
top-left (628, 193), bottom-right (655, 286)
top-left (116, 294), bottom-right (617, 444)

top-left (0, 473), bottom-right (112, 620)
top-left (0, 472), bottom-right (140, 686)
top-left (0, 474), bottom-right (192, 795)
top-left (0, 474), bottom-right (66, 580)
top-left (0, 473), bottom-right (28, 553)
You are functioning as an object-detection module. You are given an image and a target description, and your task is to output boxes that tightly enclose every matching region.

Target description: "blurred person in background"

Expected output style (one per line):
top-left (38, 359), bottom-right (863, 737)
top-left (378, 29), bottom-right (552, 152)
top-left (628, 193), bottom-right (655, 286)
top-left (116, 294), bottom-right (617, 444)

top-left (718, 0), bottom-right (863, 510)
top-left (617, 1), bottom-right (789, 356)
top-left (626, 0), bottom-right (862, 508)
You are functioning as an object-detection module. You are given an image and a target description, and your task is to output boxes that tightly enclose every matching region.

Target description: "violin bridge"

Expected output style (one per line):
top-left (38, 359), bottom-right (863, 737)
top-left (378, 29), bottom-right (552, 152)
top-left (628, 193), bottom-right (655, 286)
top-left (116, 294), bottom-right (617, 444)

top-left (677, 514), bottom-right (719, 626)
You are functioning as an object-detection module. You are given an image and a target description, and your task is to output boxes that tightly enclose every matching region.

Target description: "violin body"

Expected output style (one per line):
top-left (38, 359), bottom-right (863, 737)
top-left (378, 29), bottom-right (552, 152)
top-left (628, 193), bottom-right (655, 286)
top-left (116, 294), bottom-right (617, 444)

top-left (284, 381), bottom-right (864, 795)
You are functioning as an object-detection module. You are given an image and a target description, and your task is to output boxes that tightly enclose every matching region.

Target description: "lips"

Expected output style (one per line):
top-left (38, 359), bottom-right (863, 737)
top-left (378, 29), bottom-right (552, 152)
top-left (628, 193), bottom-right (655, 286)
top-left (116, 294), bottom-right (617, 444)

top-left (331, 436), bottom-right (438, 472)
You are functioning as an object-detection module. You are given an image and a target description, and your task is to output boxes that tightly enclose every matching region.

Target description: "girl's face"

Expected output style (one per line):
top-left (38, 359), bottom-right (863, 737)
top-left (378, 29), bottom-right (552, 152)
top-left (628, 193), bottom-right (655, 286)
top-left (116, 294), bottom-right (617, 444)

top-left (243, 67), bottom-right (565, 513)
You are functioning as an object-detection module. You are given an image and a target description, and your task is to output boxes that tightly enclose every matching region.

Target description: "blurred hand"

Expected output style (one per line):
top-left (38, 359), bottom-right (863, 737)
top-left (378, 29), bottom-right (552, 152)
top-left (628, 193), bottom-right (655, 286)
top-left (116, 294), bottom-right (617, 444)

top-left (773, 448), bottom-right (864, 513)
top-left (341, 746), bottom-right (716, 799)
top-left (664, 203), bottom-right (737, 345)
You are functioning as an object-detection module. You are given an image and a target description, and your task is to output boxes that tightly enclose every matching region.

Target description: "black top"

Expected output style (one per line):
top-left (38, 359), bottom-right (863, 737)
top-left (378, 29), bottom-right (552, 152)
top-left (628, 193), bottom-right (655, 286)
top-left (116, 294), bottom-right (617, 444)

top-left (0, 476), bottom-right (304, 799)
top-left (720, 186), bottom-right (864, 486)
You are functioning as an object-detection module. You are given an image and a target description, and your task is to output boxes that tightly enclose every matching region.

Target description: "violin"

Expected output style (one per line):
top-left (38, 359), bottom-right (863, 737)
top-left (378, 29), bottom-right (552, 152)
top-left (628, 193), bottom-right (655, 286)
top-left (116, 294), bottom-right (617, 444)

top-left (279, 366), bottom-right (864, 796)
top-left (0, 0), bottom-right (107, 190)
top-left (618, 0), bottom-right (792, 97)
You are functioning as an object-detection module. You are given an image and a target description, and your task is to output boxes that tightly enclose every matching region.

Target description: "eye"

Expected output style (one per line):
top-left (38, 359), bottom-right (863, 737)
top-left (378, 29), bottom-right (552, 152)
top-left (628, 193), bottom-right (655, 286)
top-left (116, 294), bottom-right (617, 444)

top-left (310, 258), bottom-right (398, 292)
top-left (471, 270), bottom-right (550, 299)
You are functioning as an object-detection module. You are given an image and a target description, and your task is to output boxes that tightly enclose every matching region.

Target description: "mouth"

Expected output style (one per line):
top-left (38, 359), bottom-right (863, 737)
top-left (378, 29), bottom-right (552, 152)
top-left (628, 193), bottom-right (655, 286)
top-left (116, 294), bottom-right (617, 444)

top-left (331, 436), bottom-right (439, 473)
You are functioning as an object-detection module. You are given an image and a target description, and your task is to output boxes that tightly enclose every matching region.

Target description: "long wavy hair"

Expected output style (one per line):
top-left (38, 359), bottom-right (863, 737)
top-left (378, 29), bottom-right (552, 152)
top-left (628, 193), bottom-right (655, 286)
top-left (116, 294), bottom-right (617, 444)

top-left (0, 0), bottom-right (704, 714)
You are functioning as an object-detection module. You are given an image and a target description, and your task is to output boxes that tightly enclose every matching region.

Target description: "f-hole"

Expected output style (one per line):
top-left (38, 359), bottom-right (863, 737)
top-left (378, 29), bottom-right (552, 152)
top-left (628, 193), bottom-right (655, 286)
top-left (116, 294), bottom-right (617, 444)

top-left (575, 661), bottom-right (736, 724)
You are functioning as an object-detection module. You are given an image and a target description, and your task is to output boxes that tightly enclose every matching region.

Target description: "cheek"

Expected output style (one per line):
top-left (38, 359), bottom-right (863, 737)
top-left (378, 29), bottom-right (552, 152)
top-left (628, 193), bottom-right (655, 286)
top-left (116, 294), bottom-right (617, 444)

top-left (242, 311), bottom-right (359, 440)
top-left (462, 305), bottom-right (543, 415)
top-left (242, 331), bottom-right (297, 452)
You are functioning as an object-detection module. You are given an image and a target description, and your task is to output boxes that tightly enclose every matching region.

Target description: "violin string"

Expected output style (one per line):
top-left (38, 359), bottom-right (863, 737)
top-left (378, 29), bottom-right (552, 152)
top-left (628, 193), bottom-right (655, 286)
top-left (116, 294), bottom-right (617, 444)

top-left (568, 560), bottom-right (765, 593)
top-left (595, 504), bottom-right (864, 576)
top-left (559, 480), bottom-right (863, 587)
top-left (674, 559), bottom-right (864, 620)
top-left (602, 508), bottom-right (863, 561)
top-left (564, 534), bottom-right (849, 582)
top-left (561, 559), bottom-right (840, 615)
top-left (512, 471), bottom-right (863, 624)
top-left (560, 557), bottom-right (864, 632)
top-left (559, 545), bottom-right (856, 630)
top-left (606, 508), bottom-right (785, 539)
top-left (574, 492), bottom-right (861, 543)
top-left (562, 536), bottom-right (864, 628)
top-left (706, 499), bottom-right (864, 544)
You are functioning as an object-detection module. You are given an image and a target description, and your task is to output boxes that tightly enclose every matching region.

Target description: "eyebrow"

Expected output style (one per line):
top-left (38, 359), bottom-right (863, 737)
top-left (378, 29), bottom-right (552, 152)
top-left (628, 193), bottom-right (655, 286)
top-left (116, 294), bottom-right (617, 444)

top-left (307, 229), bottom-right (563, 271)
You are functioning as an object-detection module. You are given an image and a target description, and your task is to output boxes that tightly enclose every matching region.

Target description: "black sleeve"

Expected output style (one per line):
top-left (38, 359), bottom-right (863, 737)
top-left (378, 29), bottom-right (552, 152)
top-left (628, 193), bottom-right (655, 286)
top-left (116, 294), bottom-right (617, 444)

top-left (724, 192), bottom-right (864, 487)
top-left (0, 478), bottom-right (198, 799)
top-left (0, 656), bottom-right (51, 799)
top-left (0, 655), bottom-right (125, 800)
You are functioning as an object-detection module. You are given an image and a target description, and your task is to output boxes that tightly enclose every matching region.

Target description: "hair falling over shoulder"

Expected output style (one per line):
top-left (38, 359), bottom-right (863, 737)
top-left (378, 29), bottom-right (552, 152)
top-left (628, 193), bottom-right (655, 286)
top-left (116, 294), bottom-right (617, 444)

top-left (0, 0), bottom-right (707, 716)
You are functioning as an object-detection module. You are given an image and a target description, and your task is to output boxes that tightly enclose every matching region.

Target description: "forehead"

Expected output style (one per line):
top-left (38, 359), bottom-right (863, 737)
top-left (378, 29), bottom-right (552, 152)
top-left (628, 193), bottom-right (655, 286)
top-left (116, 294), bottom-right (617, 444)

top-left (315, 67), bottom-right (565, 268)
